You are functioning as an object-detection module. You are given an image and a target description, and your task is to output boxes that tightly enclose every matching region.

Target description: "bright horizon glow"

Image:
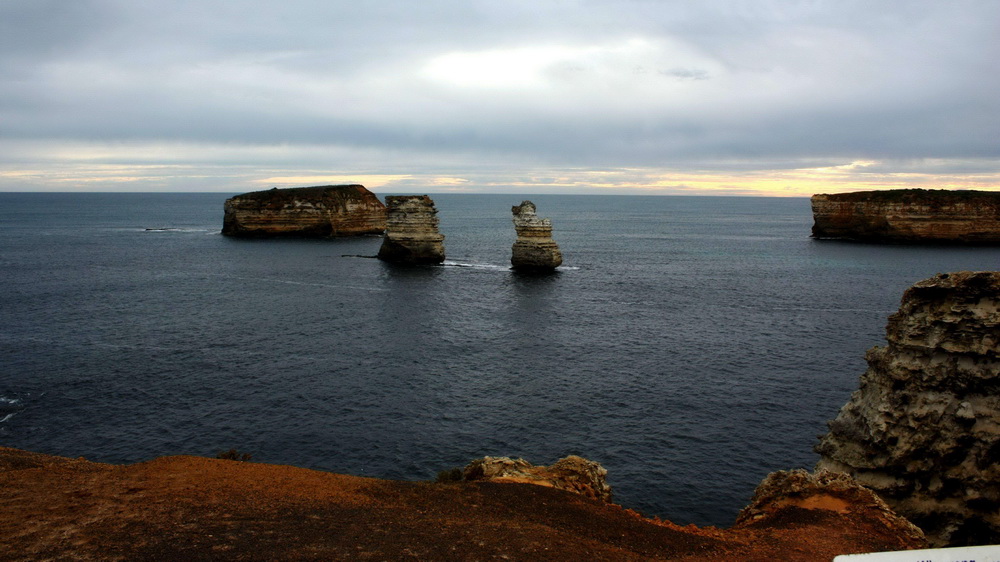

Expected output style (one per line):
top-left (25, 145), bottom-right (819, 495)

top-left (2, 156), bottom-right (998, 196)
top-left (2, 2), bottom-right (997, 196)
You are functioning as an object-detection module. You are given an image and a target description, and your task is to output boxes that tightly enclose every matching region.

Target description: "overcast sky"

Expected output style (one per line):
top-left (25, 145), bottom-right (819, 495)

top-left (2, 0), bottom-right (998, 195)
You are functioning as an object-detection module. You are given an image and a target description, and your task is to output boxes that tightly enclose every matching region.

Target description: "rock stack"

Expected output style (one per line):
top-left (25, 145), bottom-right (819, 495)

top-left (222, 185), bottom-right (386, 237)
top-left (510, 201), bottom-right (562, 271)
top-left (377, 195), bottom-right (446, 264)
top-left (815, 271), bottom-right (1000, 546)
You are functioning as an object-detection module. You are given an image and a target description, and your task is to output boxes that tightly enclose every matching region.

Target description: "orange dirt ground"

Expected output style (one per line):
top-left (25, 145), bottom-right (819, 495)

top-left (0, 447), bottom-right (925, 561)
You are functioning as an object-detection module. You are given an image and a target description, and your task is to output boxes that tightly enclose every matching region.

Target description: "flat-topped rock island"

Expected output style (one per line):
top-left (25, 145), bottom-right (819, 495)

top-left (222, 185), bottom-right (386, 237)
top-left (811, 189), bottom-right (1000, 244)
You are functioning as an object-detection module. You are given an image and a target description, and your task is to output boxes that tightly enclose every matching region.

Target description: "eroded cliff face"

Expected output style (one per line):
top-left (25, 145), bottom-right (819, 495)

top-left (377, 195), bottom-right (445, 264)
top-left (816, 271), bottom-right (1000, 546)
top-left (811, 189), bottom-right (1000, 244)
top-left (222, 185), bottom-right (386, 237)
top-left (511, 200), bottom-right (563, 270)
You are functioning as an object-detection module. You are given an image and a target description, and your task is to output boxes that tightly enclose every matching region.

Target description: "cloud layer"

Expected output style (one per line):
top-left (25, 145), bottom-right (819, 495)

top-left (2, 0), bottom-right (998, 194)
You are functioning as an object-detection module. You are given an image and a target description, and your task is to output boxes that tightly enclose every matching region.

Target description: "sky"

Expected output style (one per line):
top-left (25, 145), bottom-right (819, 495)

top-left (1, 0), bottom-right (998, 196)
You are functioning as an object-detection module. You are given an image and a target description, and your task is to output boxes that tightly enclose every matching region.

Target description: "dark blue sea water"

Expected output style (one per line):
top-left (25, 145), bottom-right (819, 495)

top-left (2, 192), bottom-right (998, 526)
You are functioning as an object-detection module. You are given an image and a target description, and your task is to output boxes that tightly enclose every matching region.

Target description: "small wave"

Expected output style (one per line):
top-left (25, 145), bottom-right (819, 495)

top-left (141, 227), bottom-right (215, 234)
top-left (443, 260), bottom-right (510, 271)
top-left (0, 396), bottom-right (24, 424)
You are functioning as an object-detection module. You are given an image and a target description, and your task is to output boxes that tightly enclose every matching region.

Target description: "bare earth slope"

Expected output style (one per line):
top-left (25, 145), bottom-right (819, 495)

top-left (1, 448), bottom-right (923, 561)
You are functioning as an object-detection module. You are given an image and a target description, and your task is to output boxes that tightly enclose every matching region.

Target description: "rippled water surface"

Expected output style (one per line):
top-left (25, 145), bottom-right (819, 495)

top-left (2, 192), bottom-right (998, 526)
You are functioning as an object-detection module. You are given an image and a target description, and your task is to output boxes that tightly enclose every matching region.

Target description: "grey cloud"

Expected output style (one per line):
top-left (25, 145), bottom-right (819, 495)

top-left (1, 0), bottom-right (999, 183)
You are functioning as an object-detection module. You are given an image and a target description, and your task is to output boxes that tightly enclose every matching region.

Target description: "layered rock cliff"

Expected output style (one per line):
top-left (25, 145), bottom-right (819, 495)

top-left (816, 271), bottom-right (1000, 546)
top-left (511, 200), bottom-right (563, 270)
top-left (811, 189), bottom-right (1000, 243)
top-left (377, 195), bottom-right (445, 264)
top-left (222, 185), bottom-right (386, 237)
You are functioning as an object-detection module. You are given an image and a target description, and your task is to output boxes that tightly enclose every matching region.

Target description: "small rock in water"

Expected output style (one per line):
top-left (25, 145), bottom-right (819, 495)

top-left (510, 201), bottom-right (562, 271)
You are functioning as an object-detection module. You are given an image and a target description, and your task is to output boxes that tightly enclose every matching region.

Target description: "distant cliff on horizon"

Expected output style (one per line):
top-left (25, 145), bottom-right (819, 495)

top-left (811, 189), bottom-right (1000, 244)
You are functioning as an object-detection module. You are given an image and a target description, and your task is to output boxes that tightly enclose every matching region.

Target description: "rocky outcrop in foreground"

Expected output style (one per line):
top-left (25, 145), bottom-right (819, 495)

top-left (735, 469), bottom-right (924, 544)
top-left (811, 189), bottom-right (1000, 244)
top-left (222, 185), bottom-right (386, 237)
top-left (511, 200), bottom-right (563, 270)
top-left (0, 447), bottom-right (925, 560)
top-left (462, 455), bottom-right (613, 503)
top-left (816, 271), bottom-right (1000, 546)
top-left (377, 195), bottom-right (445, 264)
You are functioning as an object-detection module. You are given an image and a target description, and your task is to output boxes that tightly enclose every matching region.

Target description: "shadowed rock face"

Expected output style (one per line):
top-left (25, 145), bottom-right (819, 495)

top-left (811, 189), bottom-right (1000, 244)
top-left (511, 201), bottom-right (562, 271)
top-left (377, 195), bottom-right (445, 264)
top-left (222, 185), bottom-right (386, 237)
top-left (816, 271), bottom-right (1000, 546)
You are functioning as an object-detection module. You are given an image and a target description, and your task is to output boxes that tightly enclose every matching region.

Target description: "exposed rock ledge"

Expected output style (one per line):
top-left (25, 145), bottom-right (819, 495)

top-left (222, 185), bottom-right (386, 237)
top-left (816, 271), bottom-right (1000, 546)
top-left (1, 447), bottom-right (925, 560)
top-left (811, 189), bottom-right (1000, 244)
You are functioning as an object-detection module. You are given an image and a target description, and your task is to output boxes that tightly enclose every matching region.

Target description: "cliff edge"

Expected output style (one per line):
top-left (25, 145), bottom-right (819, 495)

top-left (816, 271), bottom-right (1000, 546)
top-left (811, 189), bottom-right (1000, 244)
top-left (0, 447), bottom-right (925, 560)
top-left (222, 185), bottom-right (386, 237)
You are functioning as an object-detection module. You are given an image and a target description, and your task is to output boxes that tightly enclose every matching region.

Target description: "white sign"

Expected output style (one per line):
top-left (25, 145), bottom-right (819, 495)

top-left (834, 545), bottom-right (1000, 562)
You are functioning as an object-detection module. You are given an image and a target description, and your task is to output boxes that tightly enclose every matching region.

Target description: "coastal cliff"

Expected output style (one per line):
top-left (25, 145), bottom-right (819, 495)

top-left (511, 200), bottom-right (563, 270)
top-left (377, 195), bottom-right (446, 264)
top-left (222, 185), bottom-right (386, 237)
top-left (816, 271), bottom-right (1000, 546)
top-left (0, 447), bottom-right (925, 560)
top-left (811, 189), bottom-right (1000, 243)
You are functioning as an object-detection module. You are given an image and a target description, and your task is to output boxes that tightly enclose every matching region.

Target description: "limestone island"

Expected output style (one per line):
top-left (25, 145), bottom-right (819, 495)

top-left (222, 185), bottom-right (386, 238)
top-left (811, 189), bottom-right (1000, 244)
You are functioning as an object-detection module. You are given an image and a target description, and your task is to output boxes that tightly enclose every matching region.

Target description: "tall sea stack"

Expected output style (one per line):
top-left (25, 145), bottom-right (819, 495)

top-left (811, 189), bottom-right (1000, 244)
top-left (511, 201), bottom-right (562, 271)
top-left (222, 185), bottom-right (386, 237)
top-left (377, 195), bottom-right (445, 264)
top-left (815, 271), bottom-right (1000, 546)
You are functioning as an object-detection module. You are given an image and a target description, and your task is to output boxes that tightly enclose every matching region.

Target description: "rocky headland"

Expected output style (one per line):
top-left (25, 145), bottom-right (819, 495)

top-left (816, 271), bottom-right (1000, 546)
top-left (811, 189), bottom-right (1000, 244)
top-left (377, 195), bottom-right (446, 264)
top-left (0, 447), bottom-right (925, 560)
top-left (221, 185), bottom-right (386, 238)
top-left (511, 200), bottom-right (563, 270)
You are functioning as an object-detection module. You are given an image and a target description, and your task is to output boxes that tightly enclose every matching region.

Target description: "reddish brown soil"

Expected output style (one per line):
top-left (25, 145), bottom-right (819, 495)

top-left (0, 447), bottom-right (924, 561)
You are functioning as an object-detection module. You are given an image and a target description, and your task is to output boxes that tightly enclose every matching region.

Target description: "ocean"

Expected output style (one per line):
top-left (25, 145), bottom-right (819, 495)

top-left (2, 192), bottom-right (998, 526)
